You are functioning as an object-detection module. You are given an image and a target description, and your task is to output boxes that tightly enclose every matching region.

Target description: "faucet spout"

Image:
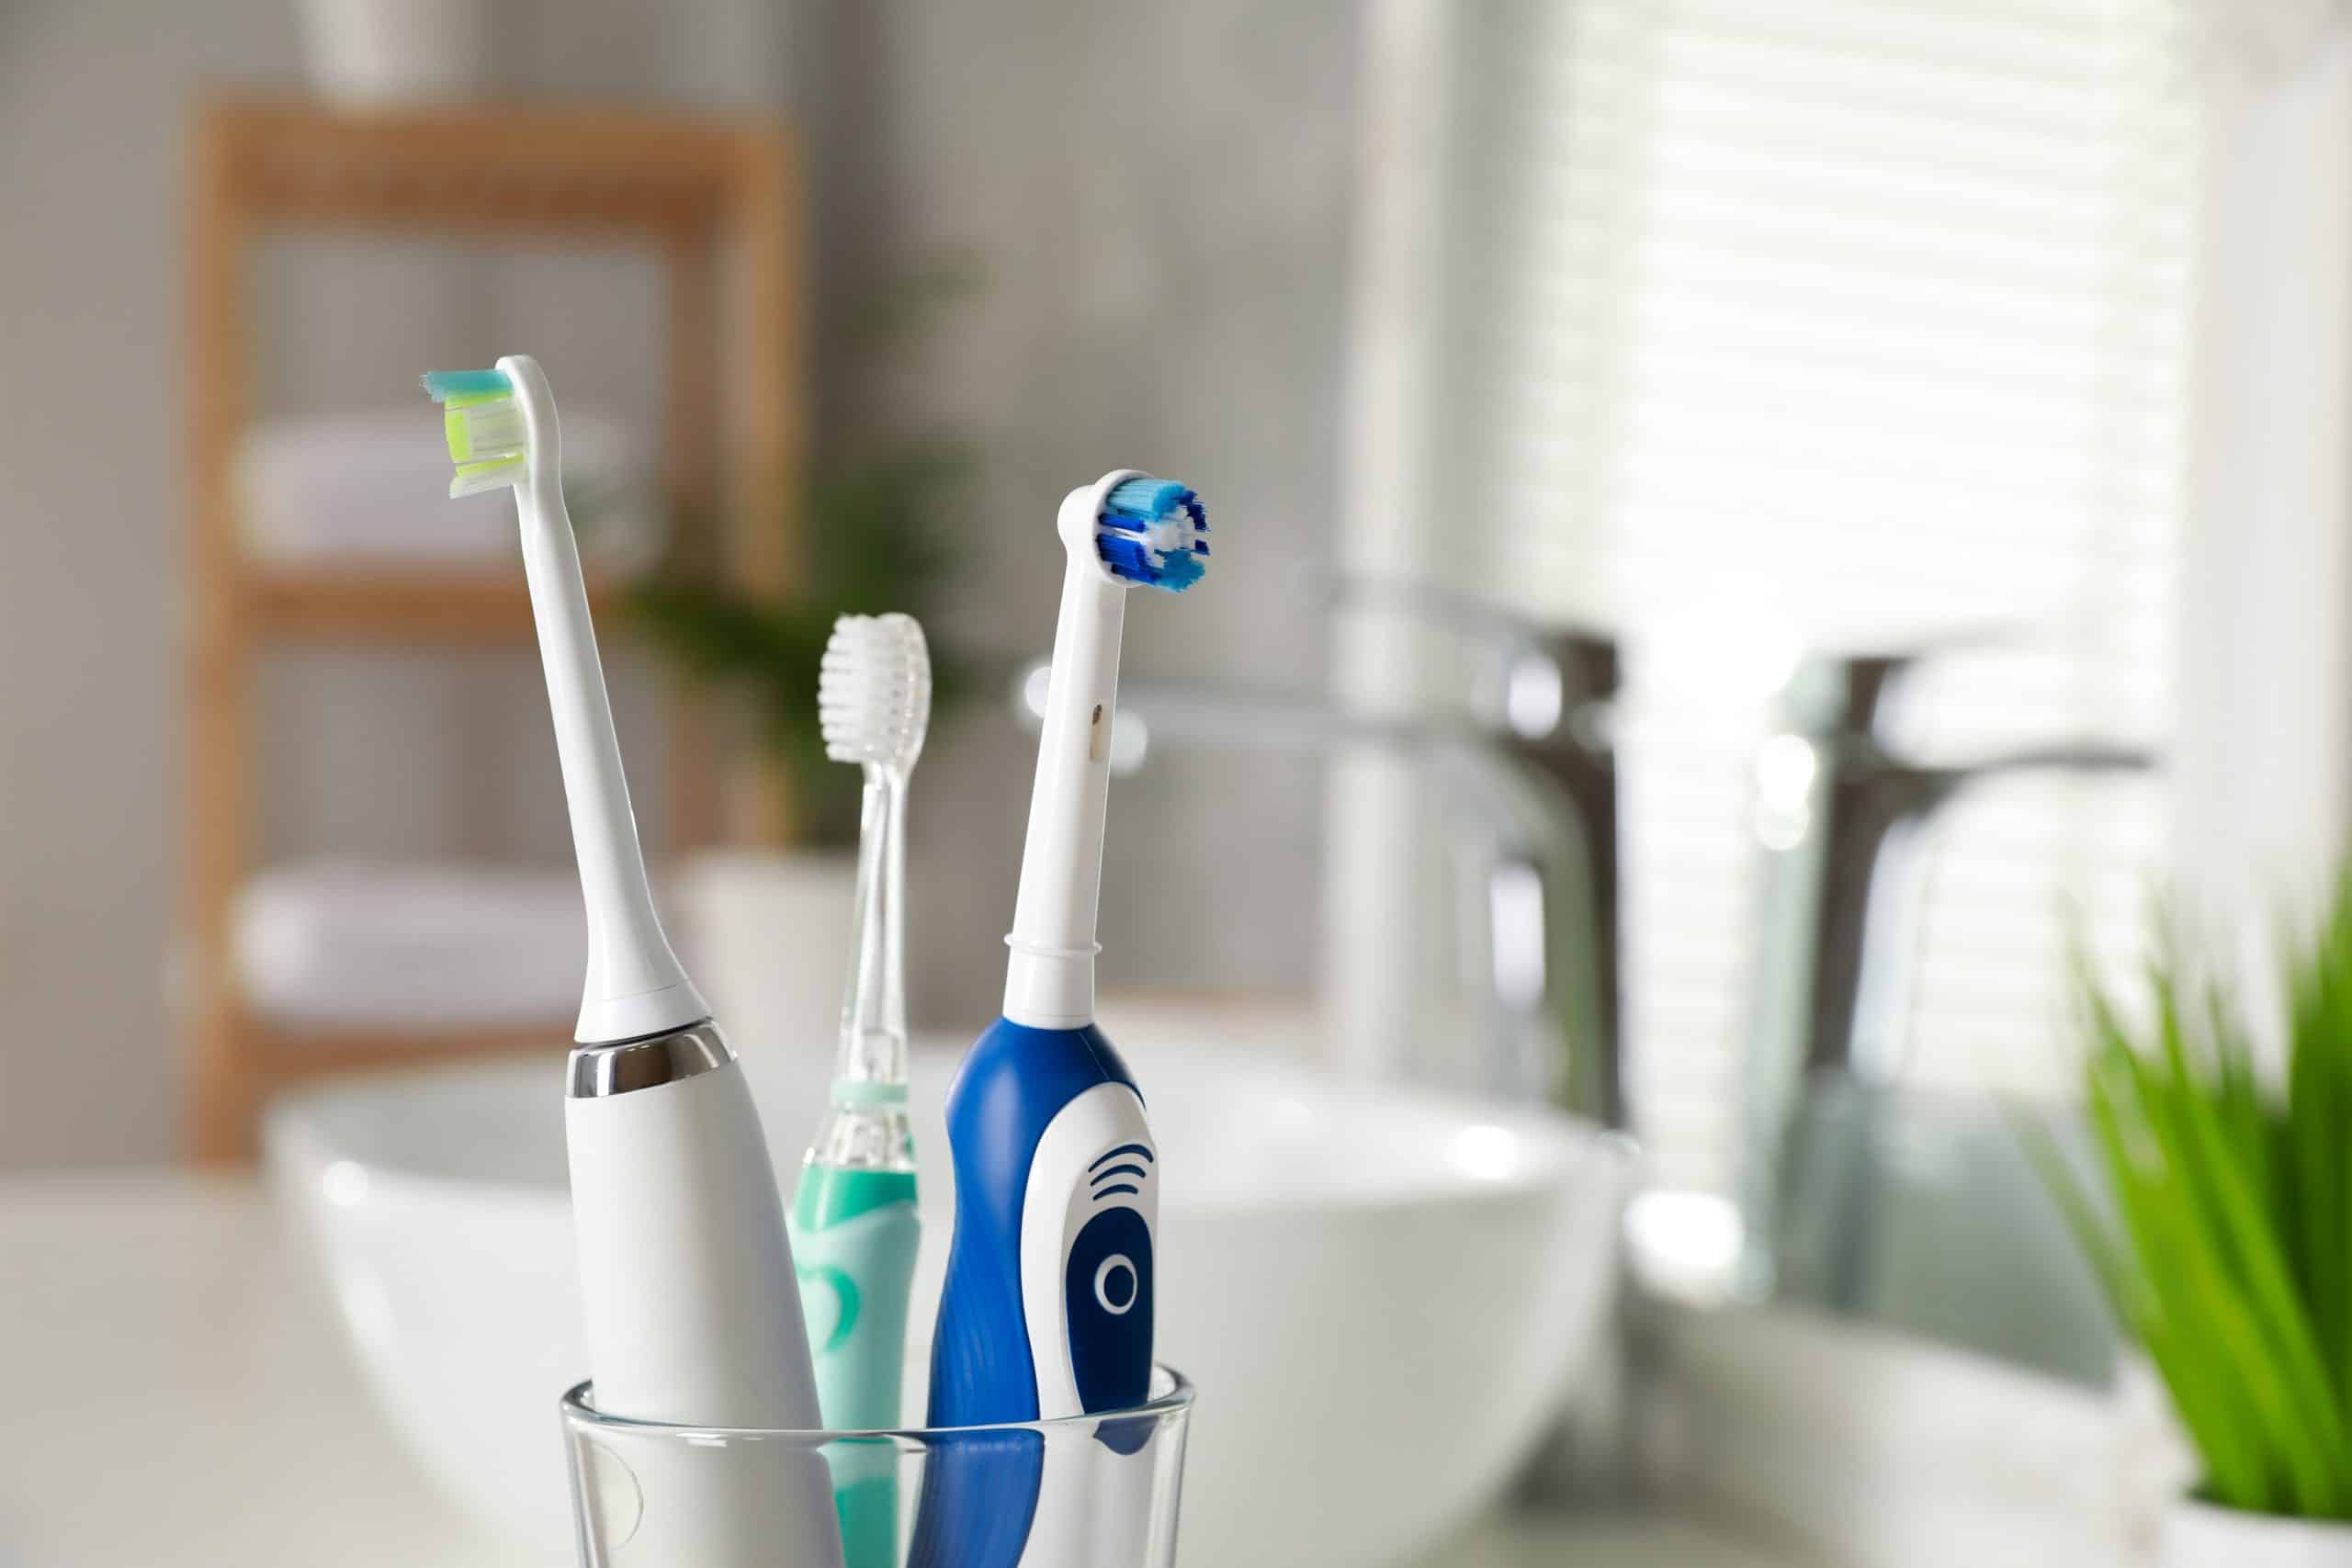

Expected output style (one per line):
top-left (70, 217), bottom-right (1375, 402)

top-left (1009, 604), bottom-right (1626, 1126)
top-left (1737, 645), bottom-right (2159, 1298)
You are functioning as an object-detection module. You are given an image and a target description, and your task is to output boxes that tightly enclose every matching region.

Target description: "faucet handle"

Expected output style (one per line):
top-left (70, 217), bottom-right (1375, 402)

top-left (1329, 575), bottom-right (1623, 717)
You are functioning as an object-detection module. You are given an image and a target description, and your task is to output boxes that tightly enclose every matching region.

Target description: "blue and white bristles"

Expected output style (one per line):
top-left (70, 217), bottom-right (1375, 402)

top-left (421, 367), bottom-right (528, 498)
top-left (1094, 477), bottom-right (1209, 592)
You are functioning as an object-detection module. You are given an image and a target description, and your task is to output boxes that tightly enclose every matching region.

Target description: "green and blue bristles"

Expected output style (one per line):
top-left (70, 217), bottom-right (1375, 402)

top-left (421, 367), bottom-right (527, 498)
top-left (1096, 477), bottom-right (1208, 592)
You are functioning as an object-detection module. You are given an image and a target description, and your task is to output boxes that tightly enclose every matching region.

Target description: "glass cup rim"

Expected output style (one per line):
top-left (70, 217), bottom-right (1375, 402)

top-left (560, 1362), bottom-right (1193, 1441)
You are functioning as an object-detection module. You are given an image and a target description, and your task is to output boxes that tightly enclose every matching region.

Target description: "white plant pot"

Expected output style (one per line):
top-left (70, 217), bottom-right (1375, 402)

top-left (2163, 1497), bottom-right (2352, 1567)
top-left (296, 0), bottom-right (493, 106)
top-left (673, 849), bottom-right (854, 1066)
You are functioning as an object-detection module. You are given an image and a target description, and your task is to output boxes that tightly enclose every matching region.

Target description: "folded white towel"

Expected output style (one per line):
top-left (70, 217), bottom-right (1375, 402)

top-left (235, 859), bottom-right (593, 1032)
top-left (236, 408), bottom-right (659, 569)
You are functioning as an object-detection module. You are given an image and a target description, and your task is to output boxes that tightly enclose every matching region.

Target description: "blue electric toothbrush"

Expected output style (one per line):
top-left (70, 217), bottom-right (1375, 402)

top-left (909, 472), bottom-right (1209, 1568)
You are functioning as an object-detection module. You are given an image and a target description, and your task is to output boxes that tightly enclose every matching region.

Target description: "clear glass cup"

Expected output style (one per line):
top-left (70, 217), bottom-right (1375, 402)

top-left (561, 1365), bottom-right (1193, 1567)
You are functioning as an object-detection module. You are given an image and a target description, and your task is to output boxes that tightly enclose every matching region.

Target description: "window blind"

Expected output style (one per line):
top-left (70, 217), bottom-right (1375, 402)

top-left (1430, 0), bottom-right (2199, 1195)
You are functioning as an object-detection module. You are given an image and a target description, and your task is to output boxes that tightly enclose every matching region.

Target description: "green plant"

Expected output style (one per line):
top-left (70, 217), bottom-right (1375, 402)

top-left (2034, 882), bottom-right (2352, 1518)
top-left (623, 255), bottom-right (982, 845)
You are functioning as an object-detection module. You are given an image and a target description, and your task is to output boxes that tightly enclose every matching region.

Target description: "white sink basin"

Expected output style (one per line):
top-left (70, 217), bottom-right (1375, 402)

top-left (266, 1037), bottom-right (1624, 1568)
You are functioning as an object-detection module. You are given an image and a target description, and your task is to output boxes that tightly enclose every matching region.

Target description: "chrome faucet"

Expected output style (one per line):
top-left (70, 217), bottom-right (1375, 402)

top-left (1738, 645), bottom-right (2154, 1302)
top-left (1012, 580), bottom-right (1625, 1126)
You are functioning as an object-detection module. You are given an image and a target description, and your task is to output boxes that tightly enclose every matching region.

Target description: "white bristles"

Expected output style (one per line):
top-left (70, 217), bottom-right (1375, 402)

top-left (441, 393), bottom-right (527, 497)
top-left (450, 398), bottom-right (526, 461)
top-left (448, 457), bottom-right (526, 498)
top-left (819, 614), bottom-right (932, 772)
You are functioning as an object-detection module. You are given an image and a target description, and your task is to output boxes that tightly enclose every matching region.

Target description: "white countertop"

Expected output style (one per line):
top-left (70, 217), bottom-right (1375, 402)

top-left (0, 1173), bottom-right (1789, 1568)
top-left (0, 1173), bottom-right (509, 1567)
top-left (1443, 1515), bottom-right (1798, 1566)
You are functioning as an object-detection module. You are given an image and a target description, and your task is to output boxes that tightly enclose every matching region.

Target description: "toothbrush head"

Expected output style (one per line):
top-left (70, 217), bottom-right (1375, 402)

top-left (421, 367), bottom-right (526, 498)
top-left (1092, 475), bottom-right (1209, 592)
top-left (820, 613), bottom-right (933, 773)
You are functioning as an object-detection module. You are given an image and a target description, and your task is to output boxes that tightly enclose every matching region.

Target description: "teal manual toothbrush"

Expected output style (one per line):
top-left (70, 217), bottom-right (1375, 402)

top-left (792, 613), bottom-right (931, 1563)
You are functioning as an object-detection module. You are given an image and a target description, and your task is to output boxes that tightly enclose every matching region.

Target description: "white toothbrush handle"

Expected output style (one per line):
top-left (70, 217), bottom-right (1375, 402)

top-left (568, 1038), bottom-right (843, 1568)
top-left (1004, 538), bottom-right (1129, 1029)
top-left (567, 1050), bottom-right (818, 1423)
top-left (501, 354), bottom-right (706, 1044)
top-left (579, 1431), bottom-right (842, 1568)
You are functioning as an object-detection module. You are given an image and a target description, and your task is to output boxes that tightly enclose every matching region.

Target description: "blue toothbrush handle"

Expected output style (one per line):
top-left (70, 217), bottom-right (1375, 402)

top-left (910, 1020), bottom-right (1158, 1568)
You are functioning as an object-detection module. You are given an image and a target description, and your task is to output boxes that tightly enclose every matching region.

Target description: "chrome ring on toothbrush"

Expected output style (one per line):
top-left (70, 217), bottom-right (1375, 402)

top-left (567, 1021), bottom-right (733, 1099)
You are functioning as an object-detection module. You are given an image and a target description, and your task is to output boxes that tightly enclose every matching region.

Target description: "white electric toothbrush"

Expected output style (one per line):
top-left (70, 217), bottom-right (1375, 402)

top-left (910, 471), bottom-right (1208, 1568)
top-left (424, 356), bottom-right (843, 1568)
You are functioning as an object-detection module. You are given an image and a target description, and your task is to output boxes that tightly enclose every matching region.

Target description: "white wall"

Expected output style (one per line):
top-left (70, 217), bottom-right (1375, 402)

top-left (788, 0), bottom-right (1359, 1033)
top-left (3, 4), bottom-right (296, 1164)
top-left (0, 0), bottom-right (777, 1166)
top-left (2178, 28), bottom-right (2352, 939)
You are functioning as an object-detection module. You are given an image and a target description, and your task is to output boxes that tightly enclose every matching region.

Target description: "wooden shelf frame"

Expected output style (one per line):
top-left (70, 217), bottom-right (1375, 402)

top-left (183, 95), bottom-right (802, 1162)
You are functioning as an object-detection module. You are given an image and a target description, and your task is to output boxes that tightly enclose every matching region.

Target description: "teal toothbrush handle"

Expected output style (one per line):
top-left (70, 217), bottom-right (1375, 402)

top-left (792, 1166), bottom-right (920, 1568)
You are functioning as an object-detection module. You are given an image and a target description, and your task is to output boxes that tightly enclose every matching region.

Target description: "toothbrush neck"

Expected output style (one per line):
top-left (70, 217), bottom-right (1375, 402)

top-left (1004, 555), bottom-right (1127, 1029)
top-left (836, 761), bottom-right (910, 1085)
top-left (515, 473), bottom-right (705, 1044)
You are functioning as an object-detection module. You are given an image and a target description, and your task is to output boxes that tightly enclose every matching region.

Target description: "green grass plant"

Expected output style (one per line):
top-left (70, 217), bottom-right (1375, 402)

top-left (2036, 882), bottom-right (2352, 1517)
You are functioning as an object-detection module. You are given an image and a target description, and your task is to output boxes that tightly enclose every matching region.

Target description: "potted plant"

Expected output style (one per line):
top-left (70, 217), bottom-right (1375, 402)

top-left (622, 258), bottom-right (978, 1054)
top-left (2037, 881), bottom-right (2352, 1564)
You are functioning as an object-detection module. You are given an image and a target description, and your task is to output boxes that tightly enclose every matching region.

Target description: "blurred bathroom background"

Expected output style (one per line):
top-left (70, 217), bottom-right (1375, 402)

top-left (9, 0), bottom-right (2286, 1167)
top-left (6, 0), bottom-right (2352, 1562)
top-left (4, 0), bottom-right (1355, 1165)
